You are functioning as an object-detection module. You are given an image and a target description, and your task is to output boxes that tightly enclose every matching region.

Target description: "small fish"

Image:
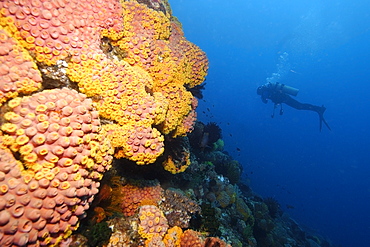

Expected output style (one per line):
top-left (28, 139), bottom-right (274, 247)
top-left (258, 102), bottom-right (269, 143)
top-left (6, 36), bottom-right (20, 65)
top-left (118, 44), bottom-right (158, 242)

top-left (207, 108), bottom-right (210, 112)
top-left (236, 148), bottom-right (241, 152)
top-left (229, 133), bottom-right (232, 137)
top-left (286, 204), bottom-right (295, 209)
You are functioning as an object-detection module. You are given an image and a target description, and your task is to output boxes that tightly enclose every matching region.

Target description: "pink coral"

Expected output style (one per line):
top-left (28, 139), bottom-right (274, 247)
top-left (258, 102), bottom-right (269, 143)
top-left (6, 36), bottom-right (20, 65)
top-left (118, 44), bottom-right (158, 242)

top-left (175, 97), bottom-right (198, 136)
top-left (138, 205), bottom-right (168, 240)
top-left (0, 0), bottom-right (123, 65)
top-left (0, 28), bottom-right (41, 106)
top-left (1, 87), bottom-right (112, 171)
top-left (0, 87), bottom-right (113, 246)
top-left (145, 234), bottom-right (166, 247)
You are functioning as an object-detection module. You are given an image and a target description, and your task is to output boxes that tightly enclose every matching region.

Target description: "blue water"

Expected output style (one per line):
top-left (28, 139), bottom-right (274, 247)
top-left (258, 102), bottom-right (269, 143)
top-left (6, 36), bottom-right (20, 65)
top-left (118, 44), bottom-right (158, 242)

top-left (170, 0), bottom-right (370, 246)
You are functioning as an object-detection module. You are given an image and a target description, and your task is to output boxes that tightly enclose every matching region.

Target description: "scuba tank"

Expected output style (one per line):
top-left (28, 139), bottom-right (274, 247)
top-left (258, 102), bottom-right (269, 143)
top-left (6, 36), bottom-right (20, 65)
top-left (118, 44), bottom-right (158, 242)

top-left (270, 82), bottom-right (299, 96)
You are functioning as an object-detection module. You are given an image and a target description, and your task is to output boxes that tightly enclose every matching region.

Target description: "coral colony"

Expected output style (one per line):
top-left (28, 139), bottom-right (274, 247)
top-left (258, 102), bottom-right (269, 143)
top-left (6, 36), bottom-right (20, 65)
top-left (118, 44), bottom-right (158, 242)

top-left (0, 1), bottom-right (332, 246)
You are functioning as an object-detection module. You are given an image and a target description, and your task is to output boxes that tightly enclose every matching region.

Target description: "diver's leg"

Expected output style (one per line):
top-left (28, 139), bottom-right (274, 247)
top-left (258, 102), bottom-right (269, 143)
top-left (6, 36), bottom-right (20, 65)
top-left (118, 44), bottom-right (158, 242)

top-left (284, 96), bottom-right (331, 131)
top-left (322, 116), bottom-right (331, 131)
top-left (283, 96), bottom-right (320, 112)
top-left (318, 105), bottom-right (331, 131)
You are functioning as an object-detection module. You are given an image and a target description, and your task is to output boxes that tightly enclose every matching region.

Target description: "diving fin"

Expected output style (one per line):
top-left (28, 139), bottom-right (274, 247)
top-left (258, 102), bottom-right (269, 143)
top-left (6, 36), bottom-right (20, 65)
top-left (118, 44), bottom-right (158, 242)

top-left (318, 105), bottom-right (331, 131)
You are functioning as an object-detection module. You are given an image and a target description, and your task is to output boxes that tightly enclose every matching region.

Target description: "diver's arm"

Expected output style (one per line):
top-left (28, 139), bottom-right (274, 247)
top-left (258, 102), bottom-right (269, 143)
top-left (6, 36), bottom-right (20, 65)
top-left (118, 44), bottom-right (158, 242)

top-left (261, 91), bottom-right (269, 104)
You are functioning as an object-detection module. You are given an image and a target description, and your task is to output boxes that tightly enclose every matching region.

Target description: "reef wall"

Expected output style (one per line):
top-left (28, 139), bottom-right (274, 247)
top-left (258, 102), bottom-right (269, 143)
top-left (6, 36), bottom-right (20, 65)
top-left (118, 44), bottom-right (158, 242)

top-left (0, 0), bottom-right (209, 246)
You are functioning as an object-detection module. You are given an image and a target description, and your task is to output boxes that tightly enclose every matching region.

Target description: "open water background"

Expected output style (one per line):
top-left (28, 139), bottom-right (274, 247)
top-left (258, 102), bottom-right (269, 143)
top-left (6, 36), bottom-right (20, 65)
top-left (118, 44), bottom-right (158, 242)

top-left (170, 0), bottom-right (370, 246)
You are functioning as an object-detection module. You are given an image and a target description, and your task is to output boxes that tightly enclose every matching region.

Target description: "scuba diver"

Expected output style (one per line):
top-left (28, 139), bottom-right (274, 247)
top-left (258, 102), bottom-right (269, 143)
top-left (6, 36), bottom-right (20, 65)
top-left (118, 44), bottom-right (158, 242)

top-left (257, 82), bottom-right (331, 131)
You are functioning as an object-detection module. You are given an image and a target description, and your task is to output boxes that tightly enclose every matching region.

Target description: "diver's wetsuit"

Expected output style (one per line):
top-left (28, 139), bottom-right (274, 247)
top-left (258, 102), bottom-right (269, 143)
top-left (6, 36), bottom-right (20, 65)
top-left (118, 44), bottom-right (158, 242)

top-left (257, 83), bottom-right (331, 131)
top-left (268, 90), bottom-right (322, 113)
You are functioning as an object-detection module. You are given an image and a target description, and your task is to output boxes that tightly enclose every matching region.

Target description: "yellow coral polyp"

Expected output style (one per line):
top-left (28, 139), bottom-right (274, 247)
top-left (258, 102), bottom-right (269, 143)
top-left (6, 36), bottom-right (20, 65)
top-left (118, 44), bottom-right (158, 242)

top-left (144, 140), bottom-right (152, 148)
top-left (35, 46), bottom-right (44, 53)
top-left (4, 112), bottom-right (18, 121)
top-left (0, 184), bottom-right (9, 194)
top-left (26, 36), bottom-right (35, 44)
top-left (43, 46), bottom-right (52, 54)
top-left (19, 144), bottom-right (33, 155)
top-left (21, 171), bottom-right (34, 184)
top-left (146, 211), bottom-right (154, 217)
top-left (50, 179), bottom-right (60, 188)
top-left (156, 226), bottom-right (163, 233)
top-left (34, 134), bottom-right (46, 145)
top-left (0, 32), bottom-right (7, 42)
top-left (80, 155), bottom-right (88, 165)
top-left (90, 171), bottom-right (103, 180)
top-left (16, 135), bottom-right (29, 145)
top-left (15, 128), bottom-right (24, 136)
top-left (36, 104), bottom-right (48, 112)
top-left (73, 172), bottom-right (81, 181)
top-left (45, 172), bottom-right (55, 180)
top-left (60, 181), bottom-right (71, 190)
top-left (72, 164), bottom-right (80, 172)
top-left (61, 158), bottom-right (73, 167)
top-left (36, 114), bottom-right (48, 122)
top-left (1, 123), bottom-right (17, 133)
top-left (139, 215), bottom-right (146, 221)
top-left (36, 54), bottom-right (45, 63)
top-left (29, 163), bottom-right (42, 172)
top-left (34, 172), bottom-right (44, 180)
top-left (23, 153), bottom-right (38, 163)
top-left (43, 236), bottom-right (52, 244)
top-left (154, 216), bottom-right (160, 224)
top-left (43, 162), bottom-right (55, 169)
top-left (86, 158), bottom-right (94, 169)
top-left (0, 134), bottom-right (13, 146)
